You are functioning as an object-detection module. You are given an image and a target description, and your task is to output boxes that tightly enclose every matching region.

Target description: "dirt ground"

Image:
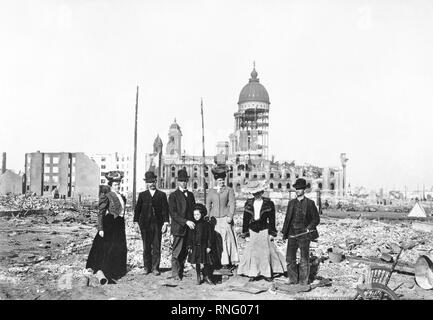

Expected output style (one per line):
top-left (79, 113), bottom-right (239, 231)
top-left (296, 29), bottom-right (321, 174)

top-left (1, 209), bottom-right (433, 300)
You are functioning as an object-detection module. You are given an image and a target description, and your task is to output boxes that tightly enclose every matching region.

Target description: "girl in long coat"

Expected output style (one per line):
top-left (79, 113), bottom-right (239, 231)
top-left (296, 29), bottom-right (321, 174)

top-left (187, 203), bottom-right (214, 285)
top-left (205, 167), bottom-right (239, 272)
top-left (237, 181), bottom-right (286, 280)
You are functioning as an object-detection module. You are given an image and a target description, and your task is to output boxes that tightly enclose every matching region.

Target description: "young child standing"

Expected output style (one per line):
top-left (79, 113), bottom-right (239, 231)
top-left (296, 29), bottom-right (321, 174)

top-left (187, 203), bottom-right (215, 285)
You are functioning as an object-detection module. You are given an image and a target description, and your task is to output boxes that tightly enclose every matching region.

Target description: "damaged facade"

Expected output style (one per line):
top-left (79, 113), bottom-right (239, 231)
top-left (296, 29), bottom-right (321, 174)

top-left (145, 66), bottom-right (347, 195)
top-left (0, 170), bottom-right (23, 195)
top-left (89, 153), bottom-right (133, 193)
top-left (24, 151), bottom-right (99, 199)
top-left (0, 152), bottom-right (24, 195)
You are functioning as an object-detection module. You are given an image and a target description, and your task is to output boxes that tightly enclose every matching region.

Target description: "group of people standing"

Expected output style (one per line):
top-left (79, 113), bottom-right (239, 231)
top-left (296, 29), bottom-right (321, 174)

top-left (86, 167), bottom-right (320, 287)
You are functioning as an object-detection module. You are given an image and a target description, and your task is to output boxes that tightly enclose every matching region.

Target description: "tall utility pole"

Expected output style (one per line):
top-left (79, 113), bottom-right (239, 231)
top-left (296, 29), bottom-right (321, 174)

top-left (201, 98), bottom-right (207, 204)
top-left (133, 86), bottom-right (139, 210)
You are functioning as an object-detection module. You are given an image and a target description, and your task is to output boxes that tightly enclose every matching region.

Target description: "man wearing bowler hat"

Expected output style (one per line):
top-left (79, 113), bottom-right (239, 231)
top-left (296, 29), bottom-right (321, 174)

top-left (168, 169), bottom-right (196, 280)
top-left (282, 178), bottom-right (320, 285)
top-left (134, 171), bottom-right (169, 275)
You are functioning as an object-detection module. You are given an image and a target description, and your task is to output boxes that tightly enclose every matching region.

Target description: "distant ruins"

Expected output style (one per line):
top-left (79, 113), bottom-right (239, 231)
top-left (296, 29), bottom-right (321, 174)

top-left (145, 65), bottom-right (347, 195)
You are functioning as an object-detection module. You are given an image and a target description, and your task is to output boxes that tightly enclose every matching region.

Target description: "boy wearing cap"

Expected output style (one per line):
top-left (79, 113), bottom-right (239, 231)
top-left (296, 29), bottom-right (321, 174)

top-left (282, 178), bottom-right (320, 285)
top-left (134, 171), bottom-right (169, 275)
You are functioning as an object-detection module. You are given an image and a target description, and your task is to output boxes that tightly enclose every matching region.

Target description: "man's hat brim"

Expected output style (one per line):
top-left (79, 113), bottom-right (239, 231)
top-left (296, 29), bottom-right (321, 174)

top-left (293, 183), bottom-right (310, 190)
top-left (177, 169), bottom-right (189, 181)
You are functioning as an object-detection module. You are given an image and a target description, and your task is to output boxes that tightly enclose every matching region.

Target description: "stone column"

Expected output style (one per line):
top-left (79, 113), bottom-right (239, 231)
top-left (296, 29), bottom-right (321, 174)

top-left (340, 153), bottom-right (349, 197)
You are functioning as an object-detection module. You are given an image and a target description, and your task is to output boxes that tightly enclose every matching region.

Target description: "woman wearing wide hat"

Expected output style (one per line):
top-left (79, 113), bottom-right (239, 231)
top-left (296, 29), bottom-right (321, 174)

top-left (86, 171), bottom-right (128, 283)
top-left (205, 166), bottom-right (239, 272)
top-left (237, 180), bottom-right (286, 280)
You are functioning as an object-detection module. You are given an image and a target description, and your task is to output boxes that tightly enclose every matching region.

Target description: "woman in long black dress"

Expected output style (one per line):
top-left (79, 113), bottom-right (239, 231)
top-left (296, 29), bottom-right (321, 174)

top-left (86, 172), bottom-right (127, 283)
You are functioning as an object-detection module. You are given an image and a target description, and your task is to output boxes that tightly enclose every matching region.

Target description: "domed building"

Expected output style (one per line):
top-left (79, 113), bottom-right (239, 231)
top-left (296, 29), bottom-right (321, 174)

top-left (229, 64), bottom-right (270, 160)
top-left (144, 64), bottom-right (348, 199)
top-left (238, 67), bottom-right (270, 105)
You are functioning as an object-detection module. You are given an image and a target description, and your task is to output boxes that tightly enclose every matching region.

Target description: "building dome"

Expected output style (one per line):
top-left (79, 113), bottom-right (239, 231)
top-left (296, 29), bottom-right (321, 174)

top-left (169, 118), bottom-right (181, 131)
top-left (153, 134), bottom-right (163, 146)
top-left (238, 66), bottom-right (270, 104)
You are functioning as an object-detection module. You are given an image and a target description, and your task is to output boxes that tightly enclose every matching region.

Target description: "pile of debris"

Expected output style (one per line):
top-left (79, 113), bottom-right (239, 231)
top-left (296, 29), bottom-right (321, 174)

top-left (313, 219), bottom-right (433, 263)
top-left (0, 194), bottom-right (98, 218)
top-left (322, 197), bottom-right (419, 214)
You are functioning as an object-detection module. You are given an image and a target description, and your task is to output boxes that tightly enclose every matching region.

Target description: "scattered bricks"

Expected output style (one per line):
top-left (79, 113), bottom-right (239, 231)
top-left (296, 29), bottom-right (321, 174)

top-left (88, 275), bottom-right (100, 287)
top-left (388, 243), bottom-right (401, 254)
top-left (379, 247), bottom-right (391, 255)
top-left (8, 266), bottom-right (30, 273)
top-left (328, 252), bottom-right (344, 263)
top-left (74, 274), bottom-right (90, 287)
top-left (380, 253), bottom-right (393, 262)
top-left (412, 222), bottom-right (433, 233)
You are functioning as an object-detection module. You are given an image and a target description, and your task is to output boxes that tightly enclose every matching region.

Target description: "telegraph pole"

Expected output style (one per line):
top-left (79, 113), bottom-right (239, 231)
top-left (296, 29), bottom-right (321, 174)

top-left (201, 98), bottom-right (207, 204)
top-left (132, 86), bottom-right (139, 210)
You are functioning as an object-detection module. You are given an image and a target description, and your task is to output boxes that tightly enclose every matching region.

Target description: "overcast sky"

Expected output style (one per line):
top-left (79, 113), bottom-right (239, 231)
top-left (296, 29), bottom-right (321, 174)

top-left (1, 0), bottom-right (432, 191)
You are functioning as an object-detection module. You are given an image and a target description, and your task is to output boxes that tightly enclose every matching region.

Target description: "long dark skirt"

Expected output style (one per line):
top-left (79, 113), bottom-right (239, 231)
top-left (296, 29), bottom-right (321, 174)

top-left (86, 214), bottom-right (127, 281)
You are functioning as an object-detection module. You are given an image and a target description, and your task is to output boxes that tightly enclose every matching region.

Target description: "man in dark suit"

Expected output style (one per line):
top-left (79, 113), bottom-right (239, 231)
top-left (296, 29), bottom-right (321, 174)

top-left (134, 171), bottom-right (169, 276)
top-left (168, 169), bottom-right (196, 280)
top-left (282, 178), bottom-right (320, 285)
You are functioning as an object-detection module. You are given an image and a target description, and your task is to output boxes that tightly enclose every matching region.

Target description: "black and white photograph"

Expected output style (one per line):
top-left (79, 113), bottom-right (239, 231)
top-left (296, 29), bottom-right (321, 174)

top-left (1, 0), bottom-right (433, 308)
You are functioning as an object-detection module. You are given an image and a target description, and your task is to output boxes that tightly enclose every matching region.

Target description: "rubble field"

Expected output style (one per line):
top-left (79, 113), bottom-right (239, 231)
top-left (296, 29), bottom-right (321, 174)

top-left (1, 196), bottom-right (433, 300)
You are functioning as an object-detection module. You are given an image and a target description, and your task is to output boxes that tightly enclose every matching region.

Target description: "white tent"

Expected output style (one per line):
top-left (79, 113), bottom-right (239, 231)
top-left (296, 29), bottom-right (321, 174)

top-left (408, 201), bottom-right (428, 218)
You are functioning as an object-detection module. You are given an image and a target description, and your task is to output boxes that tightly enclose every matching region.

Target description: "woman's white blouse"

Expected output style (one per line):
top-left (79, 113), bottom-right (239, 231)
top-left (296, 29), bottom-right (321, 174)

top-left (253, 199), bottom-right (263, 220)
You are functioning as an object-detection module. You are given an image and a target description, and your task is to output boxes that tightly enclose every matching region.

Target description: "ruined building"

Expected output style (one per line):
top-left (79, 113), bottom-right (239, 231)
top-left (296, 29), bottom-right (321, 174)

top-left (24, 151), bottom-right (99, 199)
top-left (0, 152), bottom-right (23, 195)
top-left (0, 170), bottom-right (23, 195)
top-left (229, 64), bottom-right (270, 160)
top-left (89, 152), bottom-right (133, 193)
top-left (144, 65), bottom-right (347, 195)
